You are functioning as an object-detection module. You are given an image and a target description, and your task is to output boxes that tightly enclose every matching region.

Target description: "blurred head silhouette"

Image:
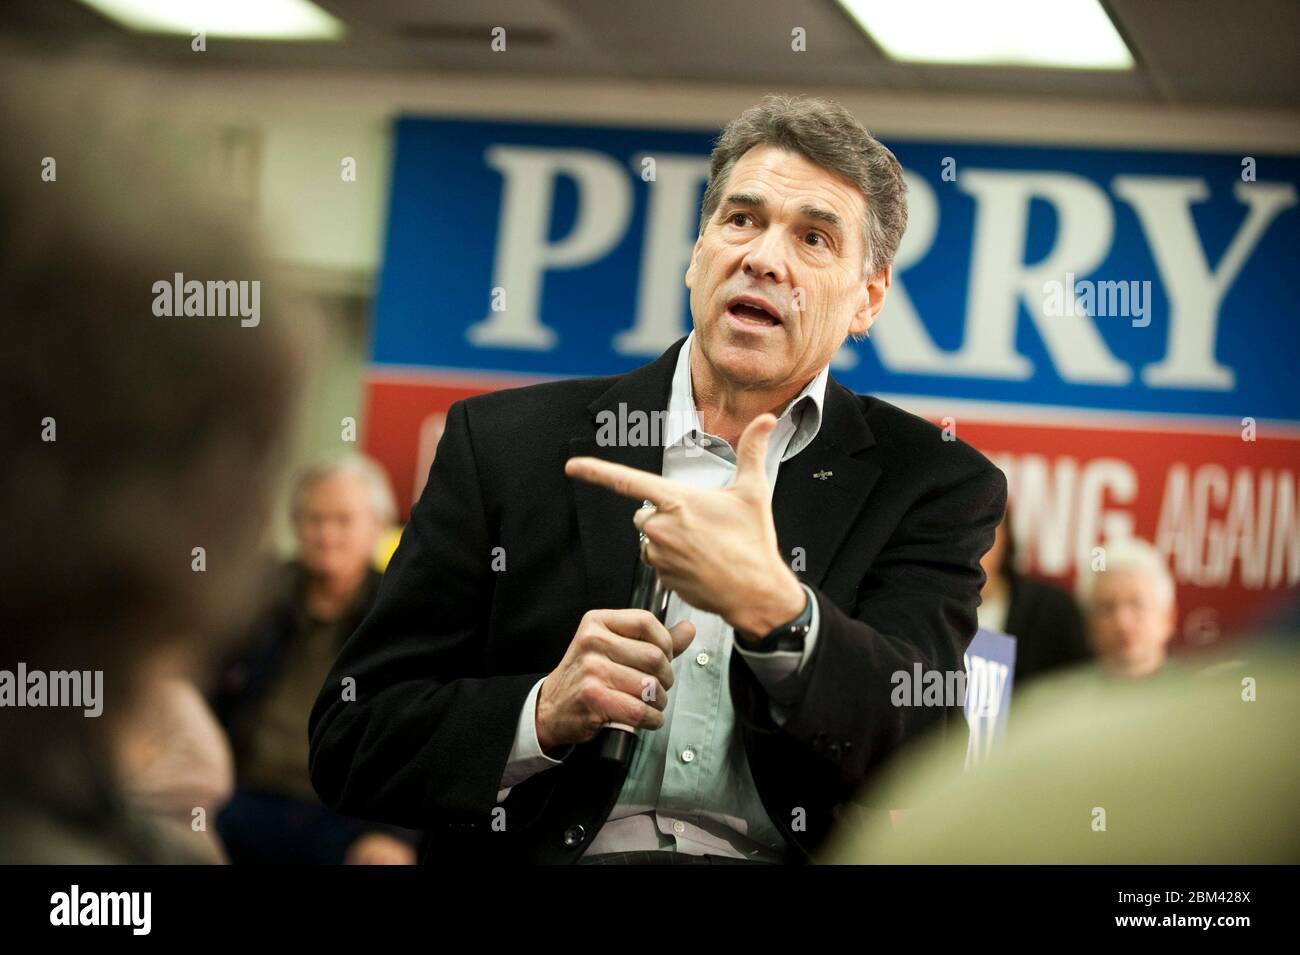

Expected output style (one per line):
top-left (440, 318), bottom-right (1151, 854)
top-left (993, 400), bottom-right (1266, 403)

top-left (0, 77), bottom-right (309, 860)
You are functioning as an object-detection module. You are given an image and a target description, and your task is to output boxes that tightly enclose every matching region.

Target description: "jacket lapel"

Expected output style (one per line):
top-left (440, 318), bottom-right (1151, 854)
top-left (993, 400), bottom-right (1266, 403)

top-left (567, 337), bottom-right (686, 612)
top-left (772, 377), bottom-right (881, 590)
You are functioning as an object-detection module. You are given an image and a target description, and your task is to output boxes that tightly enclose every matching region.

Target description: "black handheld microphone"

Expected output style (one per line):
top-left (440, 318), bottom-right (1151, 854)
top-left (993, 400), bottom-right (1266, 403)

top-left (596, 501), bottom-right (672, 767)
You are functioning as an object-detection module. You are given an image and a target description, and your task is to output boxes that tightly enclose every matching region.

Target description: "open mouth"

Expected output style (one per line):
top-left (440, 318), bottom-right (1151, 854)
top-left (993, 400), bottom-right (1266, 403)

top-left (726, 297), bottom-right (782, 328)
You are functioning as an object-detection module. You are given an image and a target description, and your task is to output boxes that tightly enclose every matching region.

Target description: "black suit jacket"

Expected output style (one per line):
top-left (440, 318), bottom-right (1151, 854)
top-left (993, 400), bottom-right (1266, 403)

top-left (308, 336), bottom-right (1007, 863)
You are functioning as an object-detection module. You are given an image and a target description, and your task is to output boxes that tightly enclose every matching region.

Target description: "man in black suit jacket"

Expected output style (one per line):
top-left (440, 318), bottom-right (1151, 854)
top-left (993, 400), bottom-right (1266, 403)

top-left (308, 95), bottom-right (1006, 864)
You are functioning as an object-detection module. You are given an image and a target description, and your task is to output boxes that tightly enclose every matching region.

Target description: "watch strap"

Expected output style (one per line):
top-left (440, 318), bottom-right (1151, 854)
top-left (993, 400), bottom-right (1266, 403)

top-left (745, 584), bottom-right (813, 654)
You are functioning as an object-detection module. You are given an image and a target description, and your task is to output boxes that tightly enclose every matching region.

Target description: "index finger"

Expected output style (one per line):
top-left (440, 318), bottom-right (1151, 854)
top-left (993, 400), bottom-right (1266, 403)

top-left (565, 456), bottom-right (680, 506)
top-left (591, 608), bottom-right (674, 660)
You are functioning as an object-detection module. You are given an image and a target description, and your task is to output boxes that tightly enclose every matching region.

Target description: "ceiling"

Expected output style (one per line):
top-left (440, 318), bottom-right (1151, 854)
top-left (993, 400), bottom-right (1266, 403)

top-left (3, 0), bottom-right (1298, 108)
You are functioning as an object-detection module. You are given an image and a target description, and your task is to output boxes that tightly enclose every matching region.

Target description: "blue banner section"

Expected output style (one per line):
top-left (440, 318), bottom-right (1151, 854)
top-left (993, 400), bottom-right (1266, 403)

top-left (373, 116), bottom-right (1300, 420)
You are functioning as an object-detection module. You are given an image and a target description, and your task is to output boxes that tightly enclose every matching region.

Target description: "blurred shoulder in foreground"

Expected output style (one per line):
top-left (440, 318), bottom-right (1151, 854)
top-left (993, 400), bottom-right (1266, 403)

top-left (821, 640), bottom-right (1300, 864)
top-left (0, 74), bottom-right (308, 863)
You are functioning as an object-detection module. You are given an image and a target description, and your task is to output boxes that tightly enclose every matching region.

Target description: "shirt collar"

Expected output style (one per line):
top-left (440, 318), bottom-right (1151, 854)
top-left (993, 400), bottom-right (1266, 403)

top-left (663, 330), bottom-right (830, 461)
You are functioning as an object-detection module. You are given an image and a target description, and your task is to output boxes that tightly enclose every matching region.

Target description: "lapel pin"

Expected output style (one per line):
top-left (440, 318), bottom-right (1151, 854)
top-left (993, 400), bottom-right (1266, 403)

top-left (813, 470), bottom-right (833, 481)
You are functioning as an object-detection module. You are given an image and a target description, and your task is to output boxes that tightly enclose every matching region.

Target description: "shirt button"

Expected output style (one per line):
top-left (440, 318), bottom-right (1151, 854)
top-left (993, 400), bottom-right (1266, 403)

top-left (672, 821), bottom-right (686, 835)
top-left (680, 748), bottom-right (695, 764)
top-left (699, 438), bottom-right (711, 447)
top-left (695, 652), bottom-right (710, 667)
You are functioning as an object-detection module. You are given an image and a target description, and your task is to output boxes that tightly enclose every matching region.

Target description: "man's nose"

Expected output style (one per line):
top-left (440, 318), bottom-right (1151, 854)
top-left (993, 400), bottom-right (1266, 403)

top-left (741, 227), bottom-right (789, 284)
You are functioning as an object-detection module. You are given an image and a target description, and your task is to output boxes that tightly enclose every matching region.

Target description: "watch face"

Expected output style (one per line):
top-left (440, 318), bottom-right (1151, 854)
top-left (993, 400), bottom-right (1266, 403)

top-left (775, 624), bottom-right (811, 652)
top-left (750, 589), bottom-right (812, 651)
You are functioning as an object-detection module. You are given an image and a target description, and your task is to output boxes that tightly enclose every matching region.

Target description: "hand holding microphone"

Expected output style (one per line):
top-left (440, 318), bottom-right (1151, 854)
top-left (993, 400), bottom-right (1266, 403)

top-left (534, 507), bottom-right (694, 759)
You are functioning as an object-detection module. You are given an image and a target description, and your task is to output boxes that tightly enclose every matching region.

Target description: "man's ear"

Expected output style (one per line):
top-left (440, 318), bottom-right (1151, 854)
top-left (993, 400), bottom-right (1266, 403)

top-left (849, 265), bottom-right (892, 338)
top-left (684, 234), bottom-right (703, 291)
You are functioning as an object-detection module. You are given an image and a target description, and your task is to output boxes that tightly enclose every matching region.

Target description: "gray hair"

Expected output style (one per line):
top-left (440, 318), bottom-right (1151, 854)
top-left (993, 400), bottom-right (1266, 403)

top-left (1076, 537), bottom-right (1176, 611)
top-left (698, 94), bottom-right (909, 281)
top-left (292, 455), bottom-right (397, 527)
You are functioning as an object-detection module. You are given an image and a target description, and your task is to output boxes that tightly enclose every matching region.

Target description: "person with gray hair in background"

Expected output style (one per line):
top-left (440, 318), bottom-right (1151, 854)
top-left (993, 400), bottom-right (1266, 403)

top-left (213, 456), bottom-right (420, 864)
top-left (1076, 537), bottom-right (1178, 679)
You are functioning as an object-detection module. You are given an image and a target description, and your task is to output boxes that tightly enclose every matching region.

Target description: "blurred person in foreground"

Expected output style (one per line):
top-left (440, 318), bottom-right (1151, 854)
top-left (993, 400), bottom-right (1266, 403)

top-left (310, 95), bottom-right (1006, 864)
top-left (1077, 537), bottom-right (1177, 679)
top-left (117, 653), bottom-right (237, 864)
top-left (214, 458), bottom-right (419, 865)
top-left (978, 511), bottom-right (1091, 687)
top-left (0, 101), bottom-right (306, 862)
top-left (821, 618), bottom-right (1300, 863)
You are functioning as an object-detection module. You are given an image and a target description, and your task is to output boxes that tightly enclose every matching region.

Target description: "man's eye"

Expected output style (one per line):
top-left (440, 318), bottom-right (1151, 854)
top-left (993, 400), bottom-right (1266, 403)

top-left (805, 232), bottom-right (825, 247)
top-left (728, 212), bottom-right (751, 226)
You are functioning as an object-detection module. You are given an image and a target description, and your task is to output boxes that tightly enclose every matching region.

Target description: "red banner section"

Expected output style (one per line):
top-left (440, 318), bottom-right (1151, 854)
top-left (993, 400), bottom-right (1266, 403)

top-left (948, 409), bottom-right (1300, 644)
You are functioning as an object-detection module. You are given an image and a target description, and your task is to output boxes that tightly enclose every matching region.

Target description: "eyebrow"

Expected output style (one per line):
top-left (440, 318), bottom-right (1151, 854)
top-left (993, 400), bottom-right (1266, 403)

top-left (719, 193), bottom-right (844, 237)
top-left (800, 205), bottom-right (842, 231)
top-left (720, 192), bottom-right (764, 212)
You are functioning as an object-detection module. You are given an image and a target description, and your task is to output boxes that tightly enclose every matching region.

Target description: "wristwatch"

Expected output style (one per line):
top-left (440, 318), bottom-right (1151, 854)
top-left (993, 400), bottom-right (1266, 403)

top-left (744, 584), bottom-right (813, 654)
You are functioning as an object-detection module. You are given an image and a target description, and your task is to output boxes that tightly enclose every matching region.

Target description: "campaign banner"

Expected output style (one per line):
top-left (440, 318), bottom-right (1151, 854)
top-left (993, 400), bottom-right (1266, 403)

top-left (364, 115), bottom-right (1300, 644)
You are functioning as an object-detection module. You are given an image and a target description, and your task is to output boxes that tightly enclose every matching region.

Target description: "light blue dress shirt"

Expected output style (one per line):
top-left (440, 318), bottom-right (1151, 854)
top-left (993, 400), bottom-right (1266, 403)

top-left (498, 331), bottom-right (830, 860)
